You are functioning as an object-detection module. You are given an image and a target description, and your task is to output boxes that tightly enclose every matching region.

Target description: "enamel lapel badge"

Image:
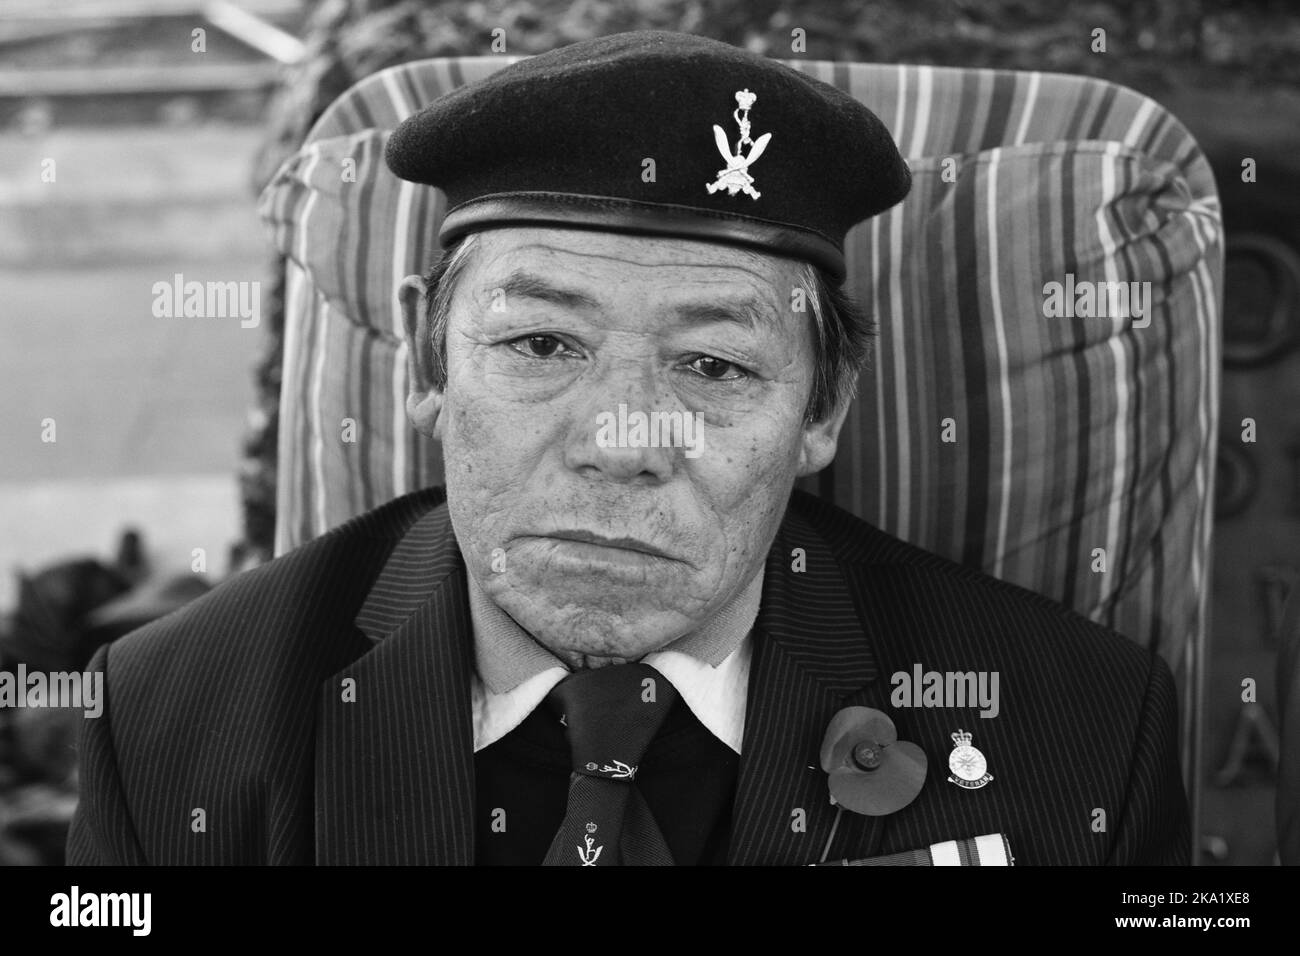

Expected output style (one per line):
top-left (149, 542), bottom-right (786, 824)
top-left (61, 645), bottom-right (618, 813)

top-left (706, 88), bottom-right (772, 200)
top-left (947, 729), bottom-right (993, 790)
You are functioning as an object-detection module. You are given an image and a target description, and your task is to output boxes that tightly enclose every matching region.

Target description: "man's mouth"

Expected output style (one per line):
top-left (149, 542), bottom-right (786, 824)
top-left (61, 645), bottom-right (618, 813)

top-left (537, 529), bottom-right (678, 561)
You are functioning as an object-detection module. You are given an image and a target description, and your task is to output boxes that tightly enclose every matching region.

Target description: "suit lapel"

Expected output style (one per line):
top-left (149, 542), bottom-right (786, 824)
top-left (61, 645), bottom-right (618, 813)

top-left (315, 503), bottom-right (477, 864)
top-left (728, 503), bottom-right (888, 865)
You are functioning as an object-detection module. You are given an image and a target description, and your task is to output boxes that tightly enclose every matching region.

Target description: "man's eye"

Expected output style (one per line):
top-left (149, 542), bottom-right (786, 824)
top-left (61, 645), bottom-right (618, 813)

top-left (508, 334), bottom-right (572, 358)
top-left (685, 354), bottom-right (748, 381)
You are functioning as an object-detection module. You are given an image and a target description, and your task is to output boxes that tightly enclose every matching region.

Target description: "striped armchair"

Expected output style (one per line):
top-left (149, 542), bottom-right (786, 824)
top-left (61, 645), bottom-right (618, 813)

top-left (259, 56), bottom-right (1223, 847)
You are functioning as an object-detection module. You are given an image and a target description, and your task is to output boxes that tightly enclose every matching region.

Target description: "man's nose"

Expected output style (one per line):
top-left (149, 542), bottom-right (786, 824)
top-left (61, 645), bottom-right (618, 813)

top-left (561, 373), bottom-right (682, 484)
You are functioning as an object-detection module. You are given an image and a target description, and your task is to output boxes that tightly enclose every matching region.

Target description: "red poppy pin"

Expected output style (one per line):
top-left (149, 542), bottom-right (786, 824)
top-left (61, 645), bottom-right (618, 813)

top-left (819, 707), bottom-right (927, 816)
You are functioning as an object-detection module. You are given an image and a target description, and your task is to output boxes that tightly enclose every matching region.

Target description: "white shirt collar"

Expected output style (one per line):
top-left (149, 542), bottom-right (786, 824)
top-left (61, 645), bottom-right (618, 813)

top-left (469, 639), bottom-right (751, 754)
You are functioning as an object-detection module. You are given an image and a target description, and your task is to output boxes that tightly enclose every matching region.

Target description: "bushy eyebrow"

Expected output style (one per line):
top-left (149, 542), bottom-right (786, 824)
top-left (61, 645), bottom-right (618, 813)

top-left (486, 270), bottom-right (776, 333)
top-left (671, 301), bottom-right (770, 333)
top-left (490, 272), bottom-right (601, 312)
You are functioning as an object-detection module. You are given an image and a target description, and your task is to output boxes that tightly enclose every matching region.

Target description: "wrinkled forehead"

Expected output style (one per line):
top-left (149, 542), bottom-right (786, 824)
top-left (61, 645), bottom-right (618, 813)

top-left (457, 226), bottom-right (811, 314)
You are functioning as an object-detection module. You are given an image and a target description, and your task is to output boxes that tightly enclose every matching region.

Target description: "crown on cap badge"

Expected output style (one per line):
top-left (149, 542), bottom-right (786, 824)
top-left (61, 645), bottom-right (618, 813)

top-left (947, 728), bottom-right (994, 790)
top-left (705, 88), bottom-right (772, 200)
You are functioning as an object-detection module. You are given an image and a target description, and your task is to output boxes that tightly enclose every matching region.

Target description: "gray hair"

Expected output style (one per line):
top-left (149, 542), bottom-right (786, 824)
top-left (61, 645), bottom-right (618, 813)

top-left (419, 232), bottom-right (874, 423)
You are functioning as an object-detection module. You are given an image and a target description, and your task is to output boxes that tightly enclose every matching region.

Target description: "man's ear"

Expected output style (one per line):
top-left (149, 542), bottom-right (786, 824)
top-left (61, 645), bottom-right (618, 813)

top-left (398, 274), bottom-right (444, 439)
top-left (795, 381), bottom-right (856, 478)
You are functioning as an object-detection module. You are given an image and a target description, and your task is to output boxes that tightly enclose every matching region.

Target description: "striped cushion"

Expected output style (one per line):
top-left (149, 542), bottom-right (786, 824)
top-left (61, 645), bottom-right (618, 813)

top-left (837, 139), bottom-right (1220, 667)
top-left (259, 59), bottom-right (1222, 682)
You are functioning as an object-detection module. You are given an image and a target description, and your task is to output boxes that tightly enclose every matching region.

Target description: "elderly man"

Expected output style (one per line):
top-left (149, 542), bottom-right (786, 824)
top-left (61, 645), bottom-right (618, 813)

top-left (68, 31), bottom-right (1188, 866)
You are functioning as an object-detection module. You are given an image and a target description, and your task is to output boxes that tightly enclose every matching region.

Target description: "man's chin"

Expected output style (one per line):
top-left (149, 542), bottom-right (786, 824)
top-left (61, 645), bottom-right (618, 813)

top-left (495, 591), bottom-right (693, 663)
top-left (536, 620), bottom-right (689, 664)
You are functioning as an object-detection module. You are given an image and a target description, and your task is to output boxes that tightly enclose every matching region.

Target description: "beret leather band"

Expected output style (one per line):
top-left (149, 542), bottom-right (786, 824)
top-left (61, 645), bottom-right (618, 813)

top-left (439, 192), bottom-right (847, 281)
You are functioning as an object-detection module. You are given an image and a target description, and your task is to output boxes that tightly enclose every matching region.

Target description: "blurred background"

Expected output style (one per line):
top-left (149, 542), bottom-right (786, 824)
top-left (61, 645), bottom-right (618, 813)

top-left (0, 0), bottom-right (1297, 866)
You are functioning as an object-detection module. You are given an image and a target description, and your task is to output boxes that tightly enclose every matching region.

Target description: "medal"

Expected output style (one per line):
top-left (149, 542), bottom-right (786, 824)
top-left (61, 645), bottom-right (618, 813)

top-left (947, 728), bottom-right (993, 789)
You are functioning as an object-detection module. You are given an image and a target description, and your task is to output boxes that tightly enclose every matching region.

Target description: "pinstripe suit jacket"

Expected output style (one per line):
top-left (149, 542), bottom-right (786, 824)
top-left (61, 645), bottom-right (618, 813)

top-left (67, 486), bottom-right (1189, 865)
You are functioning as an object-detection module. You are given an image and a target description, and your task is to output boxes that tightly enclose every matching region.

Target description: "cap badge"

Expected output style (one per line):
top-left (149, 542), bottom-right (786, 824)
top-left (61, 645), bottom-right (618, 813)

top-left (706, 88), bottom-right (772, 200)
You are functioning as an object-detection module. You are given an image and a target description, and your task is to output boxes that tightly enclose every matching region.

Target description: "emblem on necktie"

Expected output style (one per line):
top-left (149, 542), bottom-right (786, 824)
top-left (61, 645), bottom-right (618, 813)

top-left (706, 88), bottom-right (772, 200)
top-left (599, 759), bottom-right (636, 779)
top-left (947, 729), bottom-right (993, 789)
top-left (577, 822), bottom-right (603, 866)
top-left (585, 759), bottom-right (636, 780)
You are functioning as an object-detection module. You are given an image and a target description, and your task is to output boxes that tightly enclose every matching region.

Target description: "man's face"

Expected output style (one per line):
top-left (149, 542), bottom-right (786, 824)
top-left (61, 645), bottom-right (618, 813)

top-left (401, 227), bottom-right (849, 666)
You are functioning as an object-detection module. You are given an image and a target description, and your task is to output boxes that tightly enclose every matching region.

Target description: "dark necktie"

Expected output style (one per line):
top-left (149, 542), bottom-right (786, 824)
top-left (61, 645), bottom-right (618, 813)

top-left (542, 662), bottom-right (678, 866)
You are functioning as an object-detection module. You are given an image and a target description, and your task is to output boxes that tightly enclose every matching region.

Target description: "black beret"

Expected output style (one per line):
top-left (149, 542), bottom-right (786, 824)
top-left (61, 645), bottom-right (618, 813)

top-left (385, 31), bottom-right (911, 282)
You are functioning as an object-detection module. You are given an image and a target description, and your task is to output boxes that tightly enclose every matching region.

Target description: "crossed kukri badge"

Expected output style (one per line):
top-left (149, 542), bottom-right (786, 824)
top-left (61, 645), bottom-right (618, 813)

top-left (706, 89), bottom-right (772, 200)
